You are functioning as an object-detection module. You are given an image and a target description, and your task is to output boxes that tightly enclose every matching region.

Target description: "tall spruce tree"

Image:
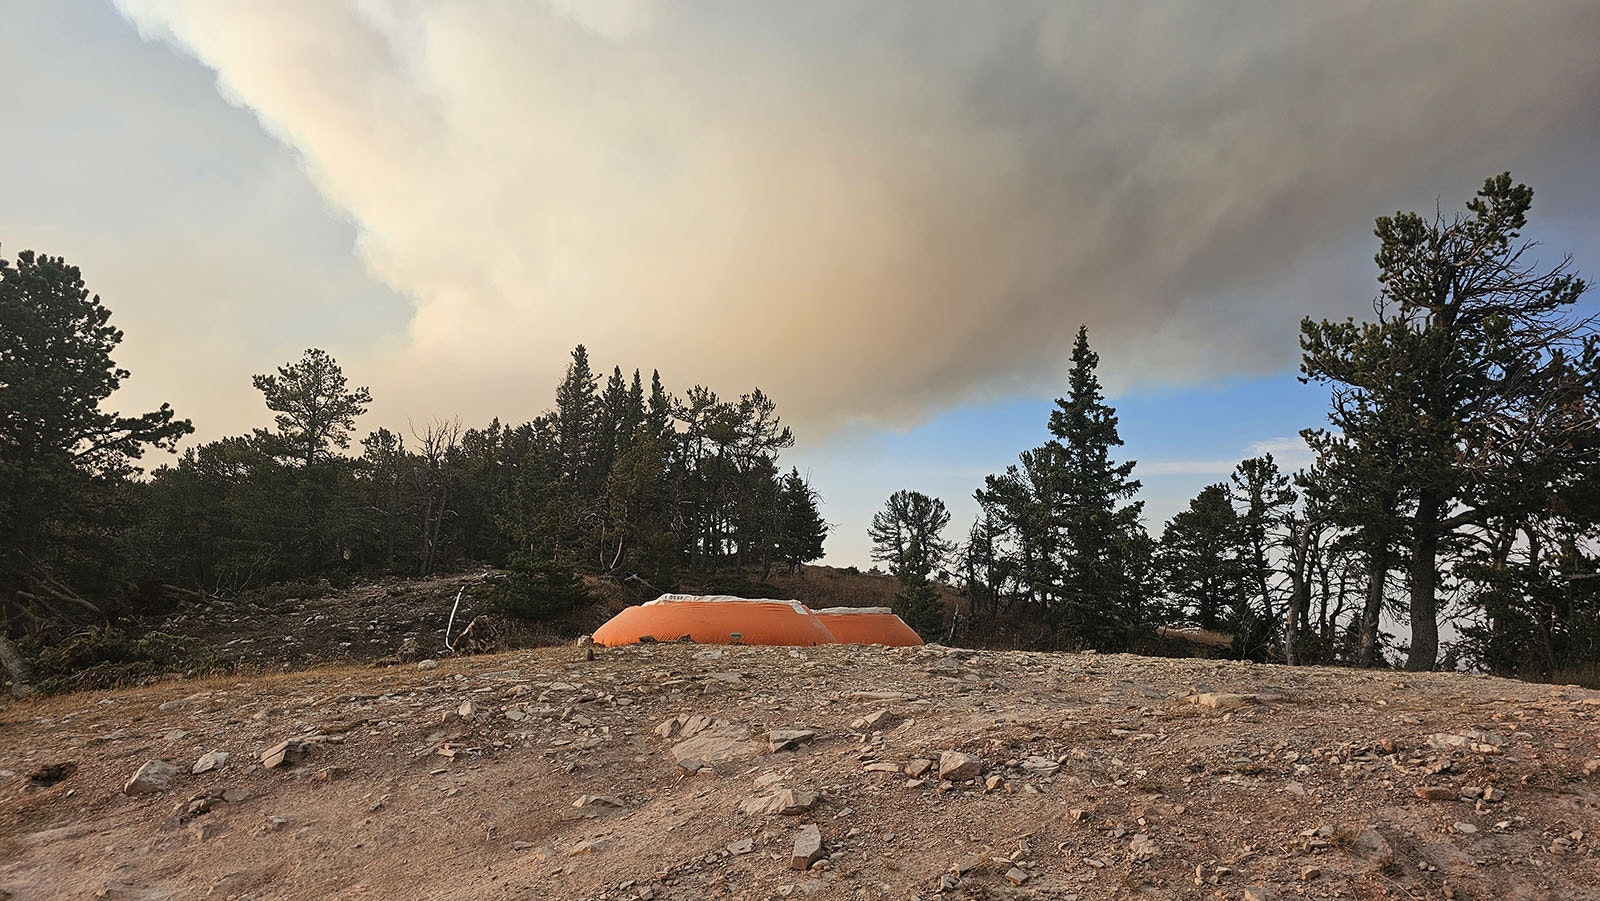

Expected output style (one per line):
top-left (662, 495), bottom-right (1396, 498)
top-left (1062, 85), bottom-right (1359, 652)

top-left (1045, 326), bottom-right (1149, 649)
top-left (552, 345), bottom-right (600, 487)
top-left (974, 326), bottom-right (1150, 649)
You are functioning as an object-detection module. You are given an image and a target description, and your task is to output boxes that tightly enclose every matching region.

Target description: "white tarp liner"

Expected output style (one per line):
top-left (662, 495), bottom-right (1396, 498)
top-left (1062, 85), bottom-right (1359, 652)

top-left (643, 593), bottom-right (811, 615)
top-left (811, 606), bottom-right (892, 615)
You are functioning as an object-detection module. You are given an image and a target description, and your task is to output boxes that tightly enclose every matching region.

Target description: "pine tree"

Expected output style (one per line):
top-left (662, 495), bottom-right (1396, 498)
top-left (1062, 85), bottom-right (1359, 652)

top-left (1229, 455), bottom-right (1296, 657)
top-left (775, 469), bottom-right (828, 574)
top-left (1158, 483), bottom-right (1246, 632)
top-left (1301, 173), bottom-right (1595, 670)
top-left (251, 348), bottom-right (371, 468)
top-left (867, 490), bottom-right (954, 581)
top-left (1, 248), bottom-right (191, 695)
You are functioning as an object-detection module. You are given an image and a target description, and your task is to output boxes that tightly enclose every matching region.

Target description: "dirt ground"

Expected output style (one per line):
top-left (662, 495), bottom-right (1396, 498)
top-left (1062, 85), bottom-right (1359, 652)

top-left (3, 639), bottom-right (1599, 901)
top-left (153, 569), bottom-right (510, 671)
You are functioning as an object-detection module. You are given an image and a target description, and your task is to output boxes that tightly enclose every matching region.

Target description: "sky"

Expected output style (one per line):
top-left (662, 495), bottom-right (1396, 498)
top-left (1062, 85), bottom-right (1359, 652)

top-left (4, 1), bottom-right (1599, 567)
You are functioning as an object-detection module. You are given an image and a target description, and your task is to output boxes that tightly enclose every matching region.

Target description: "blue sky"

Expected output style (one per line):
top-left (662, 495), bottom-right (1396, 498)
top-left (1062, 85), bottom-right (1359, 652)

top-left (793, 371), bottom-right (1332, 566)
top-left (5, 1), bottom-right (1599, 568)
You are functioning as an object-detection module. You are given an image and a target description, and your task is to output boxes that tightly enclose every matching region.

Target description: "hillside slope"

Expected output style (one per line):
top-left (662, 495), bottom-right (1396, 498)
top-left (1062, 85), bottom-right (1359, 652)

top-left (138, 566), bottom-right (957, 680)
top-left (3, 643), bottom-right (1599, 900)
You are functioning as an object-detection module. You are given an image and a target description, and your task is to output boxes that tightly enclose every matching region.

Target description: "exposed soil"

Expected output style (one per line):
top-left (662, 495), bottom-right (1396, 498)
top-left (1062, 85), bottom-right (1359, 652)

top-left (153, 569), bottom-right (529, 671)
top-left (3, 636), bottom-right (1599, 900)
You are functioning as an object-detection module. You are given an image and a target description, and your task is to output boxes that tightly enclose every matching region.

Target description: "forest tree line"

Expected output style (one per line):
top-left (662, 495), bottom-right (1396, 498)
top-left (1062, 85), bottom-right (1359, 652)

top-left (867, 174), bottom-right (1600, 681)
top-left (0, 253), bottom-right (827, 691)
top-left (3, 172), bottom-right (1598, 692)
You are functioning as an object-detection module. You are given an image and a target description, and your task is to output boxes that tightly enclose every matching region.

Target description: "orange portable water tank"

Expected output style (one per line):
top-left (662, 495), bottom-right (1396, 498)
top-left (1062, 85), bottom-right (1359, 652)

top-left (810, 606), bottom-right (924, 647)
top-left (592, 594), bottom-right (837, 647)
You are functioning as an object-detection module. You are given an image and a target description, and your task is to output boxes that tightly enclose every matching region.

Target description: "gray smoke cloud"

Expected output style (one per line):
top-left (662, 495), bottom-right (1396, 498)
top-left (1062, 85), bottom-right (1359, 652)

top-left (112, 0), bottom-right (1600, 431)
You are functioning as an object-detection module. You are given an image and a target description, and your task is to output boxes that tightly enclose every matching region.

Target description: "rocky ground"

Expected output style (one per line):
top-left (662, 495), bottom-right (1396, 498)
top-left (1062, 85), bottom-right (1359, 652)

top-left (3, 642), bottom-right (1599, 900)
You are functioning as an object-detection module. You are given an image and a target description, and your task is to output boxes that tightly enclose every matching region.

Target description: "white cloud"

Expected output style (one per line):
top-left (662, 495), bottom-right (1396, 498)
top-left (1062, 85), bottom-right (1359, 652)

top-left (1246, 435), bottom-right (1316, 472)
top-left (1140, 460), bottom-right (1241, 477)
top-left (1143, 435), bottom-right (1315, 478)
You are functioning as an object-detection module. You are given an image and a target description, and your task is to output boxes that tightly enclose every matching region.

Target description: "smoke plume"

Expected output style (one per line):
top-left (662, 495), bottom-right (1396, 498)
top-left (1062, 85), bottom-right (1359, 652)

top-left (113, 1), bottom-right (1600, 430)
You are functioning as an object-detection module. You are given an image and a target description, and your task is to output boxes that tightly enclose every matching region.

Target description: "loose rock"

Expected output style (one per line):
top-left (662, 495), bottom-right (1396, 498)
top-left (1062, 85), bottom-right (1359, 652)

top-left (261, 740), bottom-right (309, 769)
top-left (1191, 692), bottom-right (1258, 710)
top-left (790, 824), bottom-right (824, 870)
top-left (124, 760), bottom-right (180, 796)
top-left (568, 837), bottom-right (613, 855)
top-left (1129, 833), bottom-right (1159, 862)
top-left (768, 729), bottom-right (817, 753)
top-left (939, 751), bottom-right (982, 781)
top-left (192, 751), bottom-right (229, 775)
top-left (774, 789), bottom-right (820, 816)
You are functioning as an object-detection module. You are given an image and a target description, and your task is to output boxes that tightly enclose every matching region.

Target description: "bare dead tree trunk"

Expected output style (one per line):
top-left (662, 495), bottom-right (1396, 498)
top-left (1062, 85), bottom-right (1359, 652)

top-left (1283, 519), bottom-right (1317, 666)
top-left (414, 419), bottom-right (461, 576)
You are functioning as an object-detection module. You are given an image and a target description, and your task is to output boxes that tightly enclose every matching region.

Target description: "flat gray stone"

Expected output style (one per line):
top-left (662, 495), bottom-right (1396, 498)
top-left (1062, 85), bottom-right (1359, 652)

top-left (260, 739), bottom-right (309, 769)
top-left (1191, 692), bottom-right (1257, 711)
top-left (768, 729), bottom-right (817, 753)
top-left (192, 751), bottom-right (229, 775)
top-left (774, 789), bottom-right (820, 816)
top-left (790, 824), bottom-right (823, 870)
top-left (568, 837), bottom-right (613, 855)
top-left (671, 726), bottom-right (756, 767)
